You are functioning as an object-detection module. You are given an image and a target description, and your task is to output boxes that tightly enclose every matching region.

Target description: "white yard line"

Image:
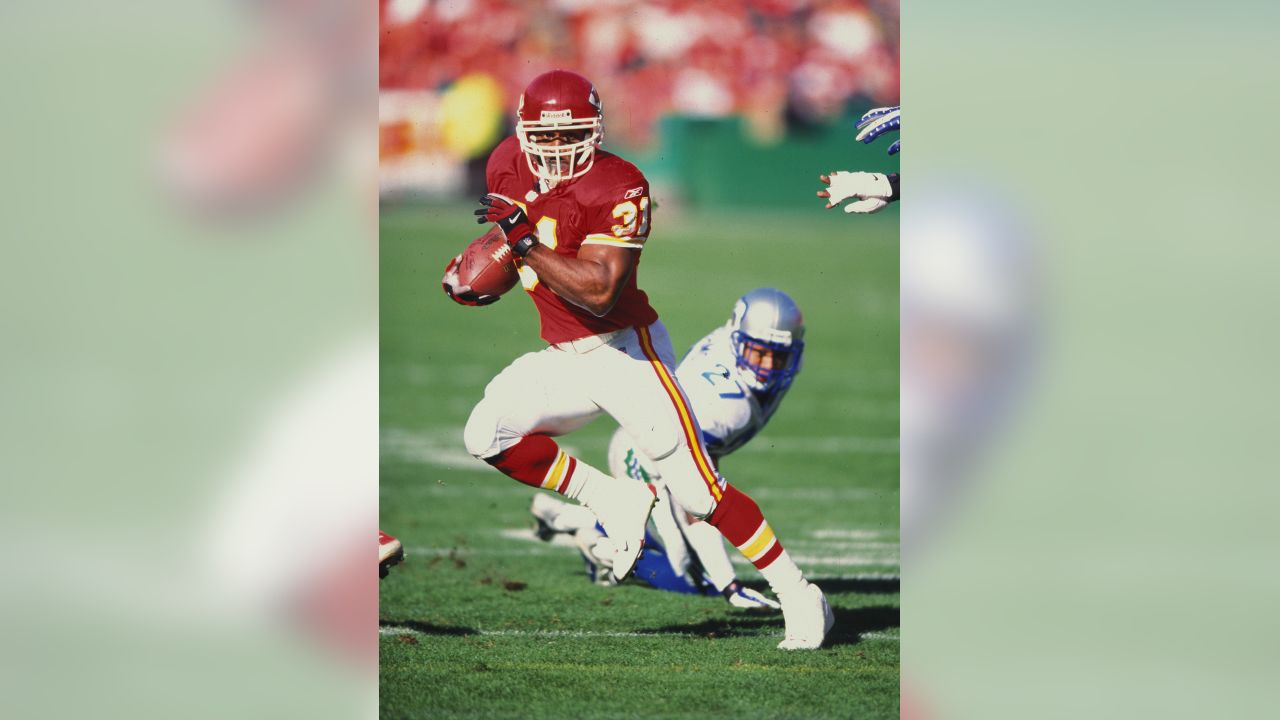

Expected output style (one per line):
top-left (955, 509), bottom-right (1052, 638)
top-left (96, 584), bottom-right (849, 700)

top-left (494, 528), bottom-right (901, 566)
top-left (381, 427), bottom-right (488, 471)
top-left (809, 573), bottom-right (900, 581)
top-left (731, 554), bottom-right (898, 568)
top-left (744, 487), bottom-right (895, 502)
top-left (382, 427), bottom-right (583, 470)
top-left (380, 625), bottom-right (899, 642)
top-left (407, 545), bottom-right (898, 568)
top-left (395, 484), bottom-right (896, 502)
top-left (811, 529), bottom-right (896, 540)
top-left (390, 484), bottom-right (542, 498)
top-left (498, 527), bottom-right (580, 547)
top-left (737, 436), bottom-right (899, 455)
top-left (380, 627), bottom-right (669, 639)
top-left (402, 527), bottom-right (903, 568)
top-left (407, 546), bottom-right (567, 557)
top-left (382, 427), bottom-right (896, 474)
top-left (787, 541), bottom-right (902, 551)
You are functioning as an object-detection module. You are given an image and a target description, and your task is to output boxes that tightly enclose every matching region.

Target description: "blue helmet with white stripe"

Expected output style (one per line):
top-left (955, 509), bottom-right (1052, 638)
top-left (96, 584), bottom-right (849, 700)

top-left (727, 288), bottom-right (805, 394)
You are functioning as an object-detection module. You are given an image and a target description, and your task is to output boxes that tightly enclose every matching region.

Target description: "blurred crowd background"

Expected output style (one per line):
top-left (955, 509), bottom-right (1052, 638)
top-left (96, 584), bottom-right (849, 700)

top-left (379, 0), bottom-right (899, 202)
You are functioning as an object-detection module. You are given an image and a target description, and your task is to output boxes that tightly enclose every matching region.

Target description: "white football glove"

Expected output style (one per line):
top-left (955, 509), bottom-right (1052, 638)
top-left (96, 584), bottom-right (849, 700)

top-left (723, 581), bottom-right (781, 611)
top-left (818, 171), bottom-right (897, 214)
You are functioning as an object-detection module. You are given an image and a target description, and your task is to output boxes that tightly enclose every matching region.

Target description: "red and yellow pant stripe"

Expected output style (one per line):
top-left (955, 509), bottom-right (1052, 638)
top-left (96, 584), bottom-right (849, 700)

top-left (636, 325), bottom-right (724, 502)
top-left (540, 449), bottom-right (577, 495)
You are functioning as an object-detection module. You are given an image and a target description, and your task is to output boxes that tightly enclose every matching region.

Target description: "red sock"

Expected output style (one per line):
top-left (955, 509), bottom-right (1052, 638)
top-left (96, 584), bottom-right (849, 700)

top-left (489, 434), bottom-right (579, 494)
top-left (707, 483), bottom-right (786, 570)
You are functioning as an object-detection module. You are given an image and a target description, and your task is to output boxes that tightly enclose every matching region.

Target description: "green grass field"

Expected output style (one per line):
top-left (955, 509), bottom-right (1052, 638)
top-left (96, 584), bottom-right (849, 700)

top-left (380, 201), bottom-right (899, 719)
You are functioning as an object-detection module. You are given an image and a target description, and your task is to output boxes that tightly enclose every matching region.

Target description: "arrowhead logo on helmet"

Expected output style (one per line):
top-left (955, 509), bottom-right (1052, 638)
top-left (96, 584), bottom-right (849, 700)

top-left (515, 70), bottom-right (605, 188)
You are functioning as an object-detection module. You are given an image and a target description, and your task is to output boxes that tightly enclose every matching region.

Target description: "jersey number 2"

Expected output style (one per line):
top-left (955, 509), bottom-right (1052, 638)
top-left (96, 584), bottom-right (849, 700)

top-left (702, 364), bottom-right (745, 399)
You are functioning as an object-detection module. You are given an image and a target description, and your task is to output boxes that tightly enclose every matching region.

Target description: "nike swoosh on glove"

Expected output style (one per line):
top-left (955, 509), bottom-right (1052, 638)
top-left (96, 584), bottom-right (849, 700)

top-left (473, 193), bottom-right (535, 242)
top-left (819, 171), bottom-right (897, 214)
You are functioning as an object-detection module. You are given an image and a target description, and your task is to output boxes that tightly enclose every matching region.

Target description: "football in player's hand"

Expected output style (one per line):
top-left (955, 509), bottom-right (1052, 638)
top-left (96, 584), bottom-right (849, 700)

top-left (457, 225), bottom-right (519, 298)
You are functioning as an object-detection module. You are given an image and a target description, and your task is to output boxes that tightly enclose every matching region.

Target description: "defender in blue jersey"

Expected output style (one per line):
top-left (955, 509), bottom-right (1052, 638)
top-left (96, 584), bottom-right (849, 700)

top-left (530, 288), bottom-right (805, 609)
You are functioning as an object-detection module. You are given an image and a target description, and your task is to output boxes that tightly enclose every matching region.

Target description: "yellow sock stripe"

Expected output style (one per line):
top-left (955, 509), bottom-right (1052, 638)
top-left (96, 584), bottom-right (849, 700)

top-left (541, 450), bottom-right (569, 490)
top-left (739, 522), bottom-right (777, 561)
top-left (636, 326), bottom-right (723, 501)
top-left (751, 537), bottom-right (778, 563)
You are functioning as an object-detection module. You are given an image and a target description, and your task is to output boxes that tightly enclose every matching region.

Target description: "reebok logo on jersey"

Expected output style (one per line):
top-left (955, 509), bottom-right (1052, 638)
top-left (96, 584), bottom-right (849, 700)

top-left (623, 186), bottom-right (643, 199)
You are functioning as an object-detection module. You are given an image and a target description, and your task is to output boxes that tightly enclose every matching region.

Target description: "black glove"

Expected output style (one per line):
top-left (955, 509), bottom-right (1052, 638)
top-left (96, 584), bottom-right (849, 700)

top-left (473, 194), bottom-right (534, 241)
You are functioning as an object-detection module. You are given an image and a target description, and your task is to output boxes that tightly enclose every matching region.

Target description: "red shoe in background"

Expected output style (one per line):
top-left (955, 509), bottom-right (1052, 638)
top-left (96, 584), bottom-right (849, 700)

top-left (379, 531), bottom-right (404, 579)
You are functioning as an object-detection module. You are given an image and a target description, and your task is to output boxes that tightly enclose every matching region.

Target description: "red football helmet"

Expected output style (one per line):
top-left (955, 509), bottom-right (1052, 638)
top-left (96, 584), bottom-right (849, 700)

top-left (515, 70), bottom-right (604, 187)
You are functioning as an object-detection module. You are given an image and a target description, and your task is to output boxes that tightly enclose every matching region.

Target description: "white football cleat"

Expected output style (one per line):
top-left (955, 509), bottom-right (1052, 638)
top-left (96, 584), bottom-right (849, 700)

top-left (723, 581), bottom-right (781, 611)
top-left (573, 528), bottom-right (618, 586)
top-left (530, 492), bottom-right (562, 542)
top-left (777, 582), bottom-right (834, 650)
top-left (587, 481), bottom-right (656, 583)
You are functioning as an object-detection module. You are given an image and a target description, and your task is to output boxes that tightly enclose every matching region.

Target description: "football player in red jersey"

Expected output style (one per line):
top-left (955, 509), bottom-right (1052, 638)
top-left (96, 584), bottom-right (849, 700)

top-left (442, 70), bottom-right (833, 649)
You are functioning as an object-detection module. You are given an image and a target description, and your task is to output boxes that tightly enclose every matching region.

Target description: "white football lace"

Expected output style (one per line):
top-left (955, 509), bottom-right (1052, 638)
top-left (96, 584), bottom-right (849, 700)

top-left (490, 244), bottom-right (511, 263)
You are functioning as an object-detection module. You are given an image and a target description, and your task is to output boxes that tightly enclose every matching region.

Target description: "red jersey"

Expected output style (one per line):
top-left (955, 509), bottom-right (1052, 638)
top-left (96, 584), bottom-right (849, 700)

top-left (485, 136), bottom-right (660, 344)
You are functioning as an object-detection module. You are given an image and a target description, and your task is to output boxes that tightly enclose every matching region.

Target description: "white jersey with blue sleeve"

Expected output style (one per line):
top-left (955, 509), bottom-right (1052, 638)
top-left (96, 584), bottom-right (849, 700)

top-left (608, 325), bottom-right (789, 483)
top-left (674, 326), bottom-right (789, 459)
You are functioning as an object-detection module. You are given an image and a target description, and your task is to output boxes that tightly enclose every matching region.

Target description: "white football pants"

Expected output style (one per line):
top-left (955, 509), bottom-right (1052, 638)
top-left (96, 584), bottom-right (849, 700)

top-left (464, 321), bottom-right (726, 518)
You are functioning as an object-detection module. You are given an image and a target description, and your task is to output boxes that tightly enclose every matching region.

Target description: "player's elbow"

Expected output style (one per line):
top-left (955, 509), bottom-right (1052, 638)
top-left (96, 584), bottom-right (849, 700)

top-left (581, 293), bottom-right (616, 317)
top-left (581, 285), bottom-right (622, 317)
top-left (575, 274), bottom-right (623, 316)
top-left (572, 247), bottom-right (635, 316)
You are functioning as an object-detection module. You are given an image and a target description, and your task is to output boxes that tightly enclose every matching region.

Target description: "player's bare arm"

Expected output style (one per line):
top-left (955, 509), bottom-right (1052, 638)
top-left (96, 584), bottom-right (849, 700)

top-left (523, 243), bottom-right (635, 317)
top-left (470, 191), bottom-right (638, 316)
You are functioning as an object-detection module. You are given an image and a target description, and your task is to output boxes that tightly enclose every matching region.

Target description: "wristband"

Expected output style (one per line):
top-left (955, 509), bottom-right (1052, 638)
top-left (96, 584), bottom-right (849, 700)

top-left (512, 233), bottom-right (539, 258)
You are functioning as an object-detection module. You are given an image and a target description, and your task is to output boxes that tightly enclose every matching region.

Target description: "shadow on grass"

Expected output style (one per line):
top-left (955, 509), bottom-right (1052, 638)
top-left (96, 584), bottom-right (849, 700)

top-left (812, 577), bottom-right (900, 595)
top-left (737, 577), bottom-right (898, 597)
top-left (825, 605), bottom-right (900, 646)
top-left (641, 604), bottom-right (898, 647)
top-left (380, 619), bottom-right (478, 636)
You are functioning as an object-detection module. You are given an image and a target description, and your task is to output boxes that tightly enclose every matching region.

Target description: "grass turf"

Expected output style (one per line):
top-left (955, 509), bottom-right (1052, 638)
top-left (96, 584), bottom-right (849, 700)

top-left (380, 201), bottom-right (899, 719)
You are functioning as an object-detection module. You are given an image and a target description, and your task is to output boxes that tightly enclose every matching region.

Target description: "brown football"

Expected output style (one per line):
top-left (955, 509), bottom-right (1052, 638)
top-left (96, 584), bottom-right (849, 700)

top-left (456, 225), bottom-right (519, 298)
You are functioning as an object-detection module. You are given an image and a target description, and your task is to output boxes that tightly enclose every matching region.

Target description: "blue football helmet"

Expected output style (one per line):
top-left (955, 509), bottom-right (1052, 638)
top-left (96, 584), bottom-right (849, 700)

top-left (727, 288), bottom-right (805, 394)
